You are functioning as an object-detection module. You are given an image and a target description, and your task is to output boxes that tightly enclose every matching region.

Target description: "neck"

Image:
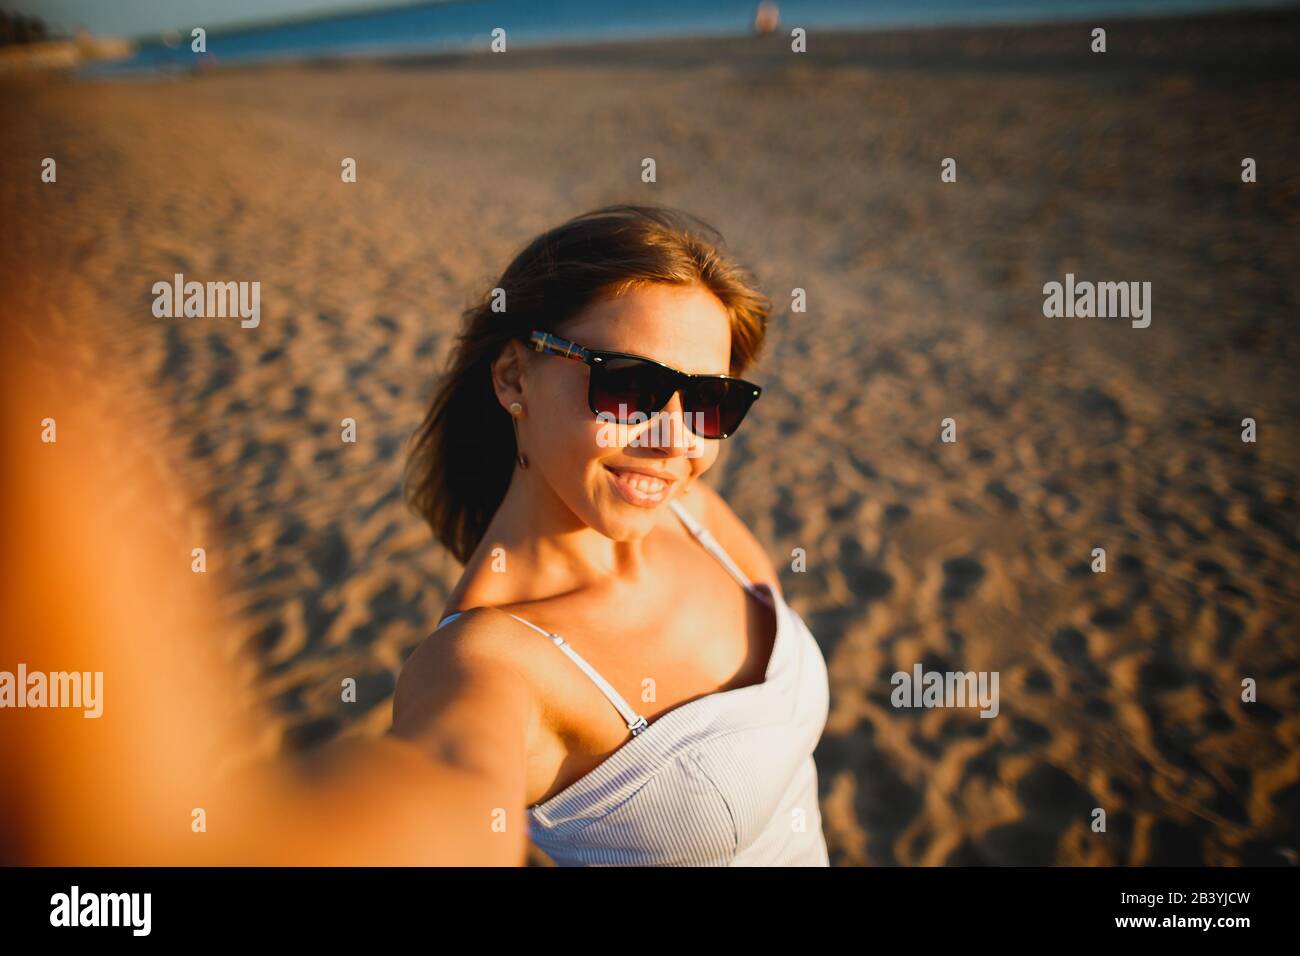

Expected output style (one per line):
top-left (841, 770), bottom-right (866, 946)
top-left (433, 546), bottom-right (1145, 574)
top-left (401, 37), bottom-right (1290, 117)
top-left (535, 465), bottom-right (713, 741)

top-left (480, 466), bottom-right (653, 590)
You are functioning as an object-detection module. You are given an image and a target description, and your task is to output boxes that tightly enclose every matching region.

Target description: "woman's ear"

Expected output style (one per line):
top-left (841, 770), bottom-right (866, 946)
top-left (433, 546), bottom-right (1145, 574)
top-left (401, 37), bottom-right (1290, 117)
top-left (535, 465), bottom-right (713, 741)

top-left (490, 339), bottom-right (527, 408)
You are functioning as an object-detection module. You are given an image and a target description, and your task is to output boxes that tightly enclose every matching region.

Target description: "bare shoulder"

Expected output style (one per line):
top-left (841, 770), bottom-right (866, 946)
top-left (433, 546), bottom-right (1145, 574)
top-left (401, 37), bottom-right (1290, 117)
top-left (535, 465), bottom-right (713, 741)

top-left (674, 481), bottom-right (783, 598)
top-left (390, 607), bottom-right (543, 783)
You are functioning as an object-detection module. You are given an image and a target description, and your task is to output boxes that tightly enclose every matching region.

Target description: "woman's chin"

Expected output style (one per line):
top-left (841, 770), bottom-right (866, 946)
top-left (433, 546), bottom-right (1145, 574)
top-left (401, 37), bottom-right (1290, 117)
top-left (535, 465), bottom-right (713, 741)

top-left (589, 492), bottom-right (662, 539)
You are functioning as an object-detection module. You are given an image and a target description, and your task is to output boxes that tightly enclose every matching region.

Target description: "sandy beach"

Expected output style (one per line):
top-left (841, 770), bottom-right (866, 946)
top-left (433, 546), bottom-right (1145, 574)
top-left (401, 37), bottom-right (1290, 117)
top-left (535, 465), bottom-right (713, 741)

top-left (2, 10), bottom-right (1298, 866)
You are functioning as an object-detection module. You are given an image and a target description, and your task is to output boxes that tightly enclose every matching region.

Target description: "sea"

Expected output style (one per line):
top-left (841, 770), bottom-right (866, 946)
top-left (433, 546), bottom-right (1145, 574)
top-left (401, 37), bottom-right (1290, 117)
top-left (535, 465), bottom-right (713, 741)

top-left (85, 0), bottom-right (1290, 75)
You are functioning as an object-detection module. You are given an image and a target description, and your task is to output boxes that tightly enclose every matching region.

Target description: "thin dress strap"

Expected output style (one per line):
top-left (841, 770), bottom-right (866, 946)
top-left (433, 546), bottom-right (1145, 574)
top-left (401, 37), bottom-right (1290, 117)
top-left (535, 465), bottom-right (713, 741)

top-left (432, 498), bottom-right (768, 740)
top-left (502, 613), bottom-right (649, 736)
top-left (435, 609), bottom-right (649, 736)
top-left (667, 498), bottom-right (773, 606)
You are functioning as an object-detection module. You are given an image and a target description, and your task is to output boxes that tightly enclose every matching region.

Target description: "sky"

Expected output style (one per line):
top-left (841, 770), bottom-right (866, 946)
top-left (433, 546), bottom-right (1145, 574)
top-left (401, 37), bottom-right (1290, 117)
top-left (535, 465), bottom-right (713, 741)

top-left (1, 0), bottom-right (434, 37)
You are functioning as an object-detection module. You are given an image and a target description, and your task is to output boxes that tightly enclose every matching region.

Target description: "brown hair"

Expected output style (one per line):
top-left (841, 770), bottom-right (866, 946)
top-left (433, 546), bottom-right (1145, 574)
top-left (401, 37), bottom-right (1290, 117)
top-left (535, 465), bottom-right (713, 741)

top-left (404, 204), bottom-right (771, 564)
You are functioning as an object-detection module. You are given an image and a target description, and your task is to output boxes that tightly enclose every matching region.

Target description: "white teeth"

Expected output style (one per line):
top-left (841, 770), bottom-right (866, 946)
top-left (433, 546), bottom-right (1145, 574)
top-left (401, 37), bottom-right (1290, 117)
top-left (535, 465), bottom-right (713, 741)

top-left (610, 468), bottom-right (668, 500)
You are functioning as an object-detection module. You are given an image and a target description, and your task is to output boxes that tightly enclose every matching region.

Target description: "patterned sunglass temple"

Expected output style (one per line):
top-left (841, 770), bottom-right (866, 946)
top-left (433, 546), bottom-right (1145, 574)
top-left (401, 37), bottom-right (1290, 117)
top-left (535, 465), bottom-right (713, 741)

top-left (528, 330), bottom-right (595, 364)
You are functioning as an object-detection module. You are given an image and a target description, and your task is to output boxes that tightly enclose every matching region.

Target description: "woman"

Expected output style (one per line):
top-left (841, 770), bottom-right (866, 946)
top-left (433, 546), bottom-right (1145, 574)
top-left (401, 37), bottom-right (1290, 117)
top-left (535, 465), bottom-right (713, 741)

top-left (389, 204), bottom-right (830, 866)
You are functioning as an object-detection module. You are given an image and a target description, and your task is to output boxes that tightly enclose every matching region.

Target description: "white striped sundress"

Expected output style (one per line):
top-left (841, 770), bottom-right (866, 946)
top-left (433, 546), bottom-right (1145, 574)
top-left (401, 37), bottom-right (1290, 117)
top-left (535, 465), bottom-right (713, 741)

top-left (435, 498), bottom-right (831, 866)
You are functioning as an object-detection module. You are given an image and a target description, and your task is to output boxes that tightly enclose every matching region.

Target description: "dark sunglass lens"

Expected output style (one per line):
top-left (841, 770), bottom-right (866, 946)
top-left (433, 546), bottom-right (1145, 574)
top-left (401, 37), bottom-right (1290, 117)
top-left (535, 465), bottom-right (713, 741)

top-left (590, 359), bottom-right (671, 420)
top-left (684, 379), bottom-right (756, 438)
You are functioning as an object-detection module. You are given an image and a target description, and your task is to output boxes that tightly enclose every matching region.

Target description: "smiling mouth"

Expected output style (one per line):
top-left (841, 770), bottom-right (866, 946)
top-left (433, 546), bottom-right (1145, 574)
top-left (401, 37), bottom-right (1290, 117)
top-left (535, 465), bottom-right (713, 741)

top-left (604, 465), bottom-right (676, 507)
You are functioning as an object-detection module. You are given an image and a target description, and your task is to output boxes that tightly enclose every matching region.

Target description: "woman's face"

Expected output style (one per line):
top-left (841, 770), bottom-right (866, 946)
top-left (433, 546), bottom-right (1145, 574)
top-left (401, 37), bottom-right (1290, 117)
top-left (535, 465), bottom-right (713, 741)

top-left (506, 282), bottom-right (732, 542)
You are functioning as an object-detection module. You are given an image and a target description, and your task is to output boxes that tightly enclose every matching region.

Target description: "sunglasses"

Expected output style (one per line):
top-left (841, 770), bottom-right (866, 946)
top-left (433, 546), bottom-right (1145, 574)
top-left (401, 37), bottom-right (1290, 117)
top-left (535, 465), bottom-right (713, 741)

top-left (521, 330), bottom-right (761, 439)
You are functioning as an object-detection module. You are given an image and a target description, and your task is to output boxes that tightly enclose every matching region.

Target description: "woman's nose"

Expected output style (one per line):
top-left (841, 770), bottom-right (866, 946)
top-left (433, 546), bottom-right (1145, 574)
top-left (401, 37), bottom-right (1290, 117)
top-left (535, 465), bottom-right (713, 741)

top-left (643, 391), bottom-right (701, 456)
